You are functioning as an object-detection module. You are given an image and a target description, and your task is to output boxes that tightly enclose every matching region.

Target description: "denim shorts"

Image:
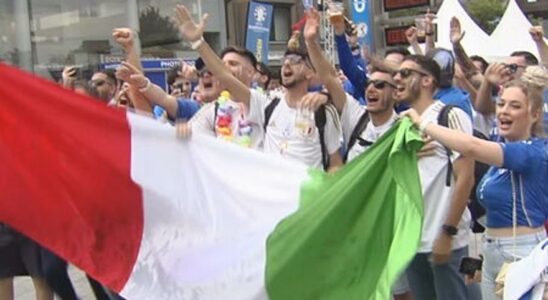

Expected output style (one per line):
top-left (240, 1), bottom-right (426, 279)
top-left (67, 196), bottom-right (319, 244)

top-left (481, 231), bottom-right (547, 300)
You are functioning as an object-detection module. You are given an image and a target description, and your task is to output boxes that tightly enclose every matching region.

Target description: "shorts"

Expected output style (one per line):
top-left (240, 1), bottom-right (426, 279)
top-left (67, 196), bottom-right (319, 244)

top-left (0, 225), bottom-right (44, 278)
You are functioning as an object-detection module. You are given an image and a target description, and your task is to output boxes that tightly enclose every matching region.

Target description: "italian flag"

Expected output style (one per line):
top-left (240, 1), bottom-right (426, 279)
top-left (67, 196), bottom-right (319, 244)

top-left (0, 64), bottom-right (423, 300)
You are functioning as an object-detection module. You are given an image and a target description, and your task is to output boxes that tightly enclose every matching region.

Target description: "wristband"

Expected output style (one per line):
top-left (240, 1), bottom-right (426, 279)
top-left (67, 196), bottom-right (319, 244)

top-left (138, 78), bottom-right (151, 93)
top-left (418, 118), bottom-right (431, 133)
top-left (190, 37), bottom-right (204, 50)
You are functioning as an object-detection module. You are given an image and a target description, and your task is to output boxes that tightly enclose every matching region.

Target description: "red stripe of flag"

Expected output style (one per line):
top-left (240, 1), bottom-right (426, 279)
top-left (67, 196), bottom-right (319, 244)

top-left (0, 64), bottom-right (143, 292)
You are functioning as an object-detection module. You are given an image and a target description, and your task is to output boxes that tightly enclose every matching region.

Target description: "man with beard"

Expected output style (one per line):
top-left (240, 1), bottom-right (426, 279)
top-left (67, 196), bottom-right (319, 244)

top-left (394, 55), bottom-right (479, 300)
top-left (302, 9), bottom-right (412, 298)
top-left (174, 4), bottom-right (342, 170)
top-left (90, 69), bottom-right (118, 103)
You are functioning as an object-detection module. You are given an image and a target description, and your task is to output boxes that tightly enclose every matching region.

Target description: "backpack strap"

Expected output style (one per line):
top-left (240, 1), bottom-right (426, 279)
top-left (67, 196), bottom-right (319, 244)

top-left (437, 104), bottom-right (455, 187)
top-left (213, 101), bottom-right (219, 136)
top-left (344, 110), bottom-right (370, 162)
top-left (263, 97), bottom-right (281, 132)
top-left (315, 104), bottom-right (329, 171)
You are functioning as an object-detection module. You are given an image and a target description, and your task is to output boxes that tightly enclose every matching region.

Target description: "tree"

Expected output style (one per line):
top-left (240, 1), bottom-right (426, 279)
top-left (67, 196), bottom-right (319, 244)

top-left (465, 0), bottom-right (507, 34)
top-left (139, 6), bottom-right (181, 48)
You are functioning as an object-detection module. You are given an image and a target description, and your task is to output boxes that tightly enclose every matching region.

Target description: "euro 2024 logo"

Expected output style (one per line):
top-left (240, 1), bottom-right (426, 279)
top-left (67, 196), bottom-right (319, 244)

top-left (254, 5), bottom-right (267, 24)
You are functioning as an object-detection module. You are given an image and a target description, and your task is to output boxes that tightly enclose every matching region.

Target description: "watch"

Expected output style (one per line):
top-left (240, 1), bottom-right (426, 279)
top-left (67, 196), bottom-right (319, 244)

top-left (442, 224), bottom-right (458, 236)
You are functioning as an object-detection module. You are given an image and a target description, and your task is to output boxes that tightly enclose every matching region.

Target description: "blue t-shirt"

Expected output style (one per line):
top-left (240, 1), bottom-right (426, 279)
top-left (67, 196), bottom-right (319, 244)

top-left (176, 98), bottom-right (199, 120)
top-left (435, 87), bottom-right (473, 121)
top-left (477, 139), bottom-right (548, 228)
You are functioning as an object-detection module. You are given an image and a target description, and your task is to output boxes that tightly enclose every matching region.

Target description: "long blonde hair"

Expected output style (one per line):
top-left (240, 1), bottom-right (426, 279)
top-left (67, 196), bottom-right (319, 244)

top-left (503, 66), bottom-right (548, 137)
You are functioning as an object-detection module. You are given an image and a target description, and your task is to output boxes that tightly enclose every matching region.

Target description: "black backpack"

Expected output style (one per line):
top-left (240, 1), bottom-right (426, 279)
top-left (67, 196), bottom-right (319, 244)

top-left (438, 104), bottom-right (489, 233)
top-left (344, 111), bottom-right (370, 162)
top-left (263, 97), bottom-right (330, 171)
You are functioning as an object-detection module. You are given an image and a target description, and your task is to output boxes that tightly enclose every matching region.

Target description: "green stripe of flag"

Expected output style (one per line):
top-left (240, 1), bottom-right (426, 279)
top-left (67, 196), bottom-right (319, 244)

top-left (265, 118), bottom-right (424, 300)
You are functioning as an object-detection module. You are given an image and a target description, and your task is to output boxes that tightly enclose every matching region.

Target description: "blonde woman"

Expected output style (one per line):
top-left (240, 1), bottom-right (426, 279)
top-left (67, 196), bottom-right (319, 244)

top-left (403, 66), bottom-right (547, 300)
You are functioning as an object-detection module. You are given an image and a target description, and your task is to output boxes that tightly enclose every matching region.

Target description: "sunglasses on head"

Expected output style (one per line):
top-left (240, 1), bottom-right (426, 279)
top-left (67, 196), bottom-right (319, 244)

top-left (367, 80), bottom-right (396, 90)
top-left (504, 63), bottom-right (526, 74)
top-left (396, 68), bottom-right (430, 79)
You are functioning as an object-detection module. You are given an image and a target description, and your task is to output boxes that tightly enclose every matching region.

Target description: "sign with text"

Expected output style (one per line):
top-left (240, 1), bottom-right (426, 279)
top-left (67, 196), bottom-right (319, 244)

top-left (245, 1), bottom-right (273, 64)
top-left (384, 25), bottom-right (432, 46)
top-left (350, 0), bottom-right (374, 50)
top-left (383, 0), bottom-right (429, 12)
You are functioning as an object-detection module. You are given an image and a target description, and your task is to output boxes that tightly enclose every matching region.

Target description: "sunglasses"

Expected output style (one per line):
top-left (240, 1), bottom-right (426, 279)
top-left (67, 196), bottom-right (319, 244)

top-left (90, 79), bottom-right (107, 87)
top-left (503, 63), bottom-right (526, 74)
top-left (396, 68), bottom-right (430, 79)
top-left (367, 80), bottom-right (396, 90)
top-left (281, 55), bottom-right (305, 66)
top-left (197, 69), bottom-right (212, 78)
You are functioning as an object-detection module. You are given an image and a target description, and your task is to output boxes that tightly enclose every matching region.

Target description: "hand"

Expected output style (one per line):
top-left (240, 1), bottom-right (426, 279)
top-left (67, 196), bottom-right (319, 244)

top-left (465, 270), bottom-right (482, 285)
top-left (112, 28), bottom-right (135, 49)
top-left (417, 137), bottom-right (436, 158)
top-left (300, 92), bottom-right (329, 111)
top-left (176, 121), bottom-right (192, 140)
top-left (174, 5), bottom-right (209, 42)
top-left (180, 61), bottom-right (198, 81)
top-left (529, 26), bottom-right (545, 43)
top-left (116, 61), bottom-right (148, 88)
top-left (400, 108), bottom-right (421, 127)
top-left (362, 45), bottom-right (371, 61)
top-left (449, 17), bottom-right (465, 44)
top-left (62, 66), bottom-right (77, 81)
top-left (484, 63), bottom-right (511, 86)
top-left (329, 9), bottom-right (346, 35)
top-left (303, 8), bottom-right (321, 42)
top-left (405, 27), bottom-right (418, 44)
top-left (424, 8), bottom-right (436, 34)
top-left (432, 233), bottom-right (452, 264)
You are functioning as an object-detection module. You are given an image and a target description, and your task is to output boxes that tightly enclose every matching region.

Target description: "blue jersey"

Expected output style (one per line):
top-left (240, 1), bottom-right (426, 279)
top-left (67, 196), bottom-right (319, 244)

top-left (435, 87), bottom-right (473, 121)
top-left (543, 90), bottom-right (547, 133)
top-left (477, 139), bottom-right (548, 228)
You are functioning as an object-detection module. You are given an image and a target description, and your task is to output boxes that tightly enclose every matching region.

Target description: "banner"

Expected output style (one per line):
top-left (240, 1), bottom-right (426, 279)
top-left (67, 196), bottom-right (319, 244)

top-left (350, 0), bottom-right (374, 50)
top-left (245, 1), bottom-right (273, 64)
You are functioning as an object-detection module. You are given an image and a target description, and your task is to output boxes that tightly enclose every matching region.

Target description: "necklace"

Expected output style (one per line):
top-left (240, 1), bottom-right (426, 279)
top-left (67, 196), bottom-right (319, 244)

top-left (215, 91), bottom-right (253, 147)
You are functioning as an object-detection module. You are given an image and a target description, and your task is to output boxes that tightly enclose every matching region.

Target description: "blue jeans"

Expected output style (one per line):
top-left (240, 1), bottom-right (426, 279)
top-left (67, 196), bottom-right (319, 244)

top-left (481, 231), bottom-right (546, 300)
top-left (406, 246), bottom-right (482, 300)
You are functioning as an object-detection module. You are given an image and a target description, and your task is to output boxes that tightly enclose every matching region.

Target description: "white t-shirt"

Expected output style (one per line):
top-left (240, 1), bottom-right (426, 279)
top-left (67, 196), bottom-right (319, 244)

top-left (190, 90), bottom-right (265, 149)
top-left (247, 92), bottom-right (342, 169)
top-left (341, 96), bottom-right (398, 162)
top-left (418, 100), bottom-right (473, 253)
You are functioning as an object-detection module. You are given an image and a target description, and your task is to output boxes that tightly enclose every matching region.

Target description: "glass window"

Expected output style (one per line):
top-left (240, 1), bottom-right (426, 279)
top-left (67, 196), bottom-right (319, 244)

top-left (29, 0), bottom-right (129, 80)
top-left (270, 5), bottom-right (291, 42)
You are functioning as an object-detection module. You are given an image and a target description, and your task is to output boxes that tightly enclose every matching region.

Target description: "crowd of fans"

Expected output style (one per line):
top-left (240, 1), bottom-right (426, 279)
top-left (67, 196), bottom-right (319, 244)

top-left (1, 3), bottom-right (547, 300)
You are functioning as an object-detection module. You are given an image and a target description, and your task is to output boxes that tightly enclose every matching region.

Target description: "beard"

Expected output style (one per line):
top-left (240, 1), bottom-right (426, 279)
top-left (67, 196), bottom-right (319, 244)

top-left (399, 77), bottom-right (421, 104)
top-left (282, 74), bottom-right (306, 89)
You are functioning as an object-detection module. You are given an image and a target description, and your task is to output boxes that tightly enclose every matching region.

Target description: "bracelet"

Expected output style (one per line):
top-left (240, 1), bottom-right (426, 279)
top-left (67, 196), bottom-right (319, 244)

top-left (425, 31), bottom-right (434, 36)
top-left (190, 37), bottom-right (204, 50)
top-left (138, 78), bottom-right (151, 93)
top-left (418, 118), bottom-right (432, 133)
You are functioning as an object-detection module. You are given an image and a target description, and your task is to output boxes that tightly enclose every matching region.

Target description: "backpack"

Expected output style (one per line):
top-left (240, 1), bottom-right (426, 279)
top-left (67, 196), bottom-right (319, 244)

top-left (344, 110), bottom-right (370, 162)
top-left (263, 97), bottom-right (330, 171)
top-left (438, 104), bottom-right (489, 233)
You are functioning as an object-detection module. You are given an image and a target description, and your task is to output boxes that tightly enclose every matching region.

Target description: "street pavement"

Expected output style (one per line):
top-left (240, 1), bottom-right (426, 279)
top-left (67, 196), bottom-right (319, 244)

top-left (15, 265), bottom-right (94, 299)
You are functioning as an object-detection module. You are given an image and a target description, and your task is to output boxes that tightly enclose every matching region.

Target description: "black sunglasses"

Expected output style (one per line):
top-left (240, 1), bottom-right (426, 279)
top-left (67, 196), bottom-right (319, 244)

top-left (504, 63), bottom-right (526, 74)
top-left (90, 79), bottom-right (107, 87)
top-left (396, 68), bottom-right (430, 79)
top-left (367, 80), bottom-right (397, 89)
top-left (197, 69), bottom-right (212, 78)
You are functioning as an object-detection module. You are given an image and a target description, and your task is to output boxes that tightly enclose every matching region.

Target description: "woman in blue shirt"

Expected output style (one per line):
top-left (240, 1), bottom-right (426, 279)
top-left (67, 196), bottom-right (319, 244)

top-left (403, 66), bottom-right (547, 300)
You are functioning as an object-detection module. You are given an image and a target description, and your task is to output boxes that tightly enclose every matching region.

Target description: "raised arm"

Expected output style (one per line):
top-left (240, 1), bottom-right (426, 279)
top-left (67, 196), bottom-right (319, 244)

top-left (450, 17), bottom-right (479, 78)
top-left (405, 26), bottom-right (423, 55)
top-left (475, 63), bottom-right (510, 114)
top-left (331, 12), bottom-right (367, 99)
top-left (174, 5), bottom-right (250, 106)
top-left (424, 9), bottom-right (436, 54)
top-left (530, 26), bottom-right (548, 67)
top-left (304, 9), bottom-right (347, 113)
